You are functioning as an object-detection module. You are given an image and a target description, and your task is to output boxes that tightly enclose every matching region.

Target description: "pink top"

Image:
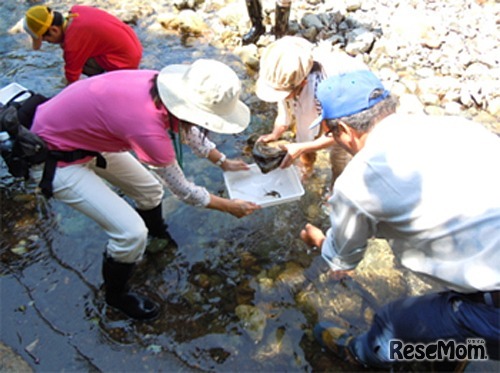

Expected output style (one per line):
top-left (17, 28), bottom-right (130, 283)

top-left (32, 69), bottom-right (177, 167)
top-left (63, 5), bottom-right (142, 83)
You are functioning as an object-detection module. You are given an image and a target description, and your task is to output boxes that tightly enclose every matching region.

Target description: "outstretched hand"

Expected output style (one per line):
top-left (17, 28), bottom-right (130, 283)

top-left (279, 143), bottom-right (304, 168)
top-left (256, 132), bottom-right (278, 144)
top-left (301, 223), bottom-right (354, 281)
top-left (221, 159), bottom-right (250, 172)
top-left (228, 199), bottom-right (261, 218)
top-left (300, 223), bottom-right (325, 247)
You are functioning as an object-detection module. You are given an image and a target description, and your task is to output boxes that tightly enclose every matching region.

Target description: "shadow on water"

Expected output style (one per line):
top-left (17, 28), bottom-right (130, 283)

top-left (0, 1), bottom-right (462, 372)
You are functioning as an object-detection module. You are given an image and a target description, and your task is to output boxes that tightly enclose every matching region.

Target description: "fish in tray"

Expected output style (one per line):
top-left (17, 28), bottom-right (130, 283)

top-left (264, 189), bottom-right (281, 198)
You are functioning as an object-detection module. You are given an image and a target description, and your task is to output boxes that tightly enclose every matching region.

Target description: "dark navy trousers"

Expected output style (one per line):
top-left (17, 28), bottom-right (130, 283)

top-left (352, 291), bottom-right (500, 367)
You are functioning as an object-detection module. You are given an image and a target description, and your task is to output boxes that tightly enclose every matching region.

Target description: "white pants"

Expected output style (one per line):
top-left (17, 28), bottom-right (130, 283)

top-left (33, 152), bottom-right (164, 263)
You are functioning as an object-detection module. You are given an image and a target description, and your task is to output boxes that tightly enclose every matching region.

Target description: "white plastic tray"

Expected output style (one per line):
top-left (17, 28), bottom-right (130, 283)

top-left (223, 164), bottom-right (305, 207)
top-left (0, 82), bottom-right (30, 106)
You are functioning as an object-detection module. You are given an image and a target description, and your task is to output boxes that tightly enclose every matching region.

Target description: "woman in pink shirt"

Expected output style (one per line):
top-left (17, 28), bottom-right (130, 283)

top-left (31, 59), bottom-right (260, 320)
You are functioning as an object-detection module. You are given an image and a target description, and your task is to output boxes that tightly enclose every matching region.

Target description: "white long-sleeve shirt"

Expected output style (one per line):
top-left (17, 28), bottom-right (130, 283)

top-left (150, 125), bottom-right (215, 207)
top-left (322, 113), bottom-right (500, 292)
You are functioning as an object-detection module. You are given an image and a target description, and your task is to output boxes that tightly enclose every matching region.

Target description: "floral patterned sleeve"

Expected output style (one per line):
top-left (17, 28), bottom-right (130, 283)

top-left (149, 162), bottom-right (210, 207)
top-left (183, 125), bottom-right (216, 158)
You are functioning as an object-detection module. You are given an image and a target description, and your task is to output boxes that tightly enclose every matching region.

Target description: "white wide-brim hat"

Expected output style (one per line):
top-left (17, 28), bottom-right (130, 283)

top-left (157, 59), bottom-right (250, 134)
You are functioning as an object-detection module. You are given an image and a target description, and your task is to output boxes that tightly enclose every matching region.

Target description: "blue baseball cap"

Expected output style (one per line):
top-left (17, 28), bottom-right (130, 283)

top-left (309, 70), bottom-right (389, 129)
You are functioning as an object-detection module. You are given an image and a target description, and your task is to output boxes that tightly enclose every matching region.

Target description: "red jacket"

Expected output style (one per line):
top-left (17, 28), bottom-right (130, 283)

top-left (62, 5), bottom-right (142, 83)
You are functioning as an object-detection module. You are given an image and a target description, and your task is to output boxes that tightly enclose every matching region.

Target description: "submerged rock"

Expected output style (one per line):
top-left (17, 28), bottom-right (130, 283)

top-left (235, 304), bottom-right (267, 343)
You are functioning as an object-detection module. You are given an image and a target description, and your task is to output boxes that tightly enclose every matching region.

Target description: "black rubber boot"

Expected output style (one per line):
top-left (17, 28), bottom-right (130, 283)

top-left (136, 204), bottom-right (172, 240)
top-left (242, 0), bottom-right (265, 45)
top-left (274, 4), bottom-right (291, 39)
top-left (102, 255), bottom-right (159, 320)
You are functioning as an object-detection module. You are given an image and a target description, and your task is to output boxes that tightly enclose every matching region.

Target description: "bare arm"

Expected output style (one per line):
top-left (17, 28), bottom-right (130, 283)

top-left (207, 194), bottom-right (261, 218)
top-left (257, 101), bottom-right (290, 143)
top-left (300, 223), bottom-right (325, 247)
top-left (151, 162), bottom-right (260, 217)
top-left (280, 134), bottom-right (336, 168)
top-left (206, 148), bottom-right (250, 172)
top-left (300, 224), bottom-right (354, 281)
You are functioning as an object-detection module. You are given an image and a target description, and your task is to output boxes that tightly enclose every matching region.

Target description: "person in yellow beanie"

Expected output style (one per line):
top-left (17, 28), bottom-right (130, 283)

top-left (23, 5), bottom-right (142, 84)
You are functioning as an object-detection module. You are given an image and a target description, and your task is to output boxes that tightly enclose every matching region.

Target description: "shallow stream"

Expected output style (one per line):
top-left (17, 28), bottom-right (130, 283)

top-left (0, 1), bottom-right (489, 372)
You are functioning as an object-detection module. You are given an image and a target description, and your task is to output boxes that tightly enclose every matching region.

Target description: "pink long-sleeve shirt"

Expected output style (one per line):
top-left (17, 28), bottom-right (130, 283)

top-left (32, 69), bottom-right (175, 166)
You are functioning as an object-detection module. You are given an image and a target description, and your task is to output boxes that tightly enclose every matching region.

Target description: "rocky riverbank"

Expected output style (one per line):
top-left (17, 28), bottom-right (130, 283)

top-left (8, 0), bottom-right (499, 131)
top-left (107, 0), bottom-right (500, 130)
top-left (180, 0), bottom-right (500, 130)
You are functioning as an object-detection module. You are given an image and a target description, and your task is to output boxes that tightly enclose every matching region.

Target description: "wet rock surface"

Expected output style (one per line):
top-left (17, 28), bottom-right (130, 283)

top-left (1, 0), bottom-right (499, 372)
